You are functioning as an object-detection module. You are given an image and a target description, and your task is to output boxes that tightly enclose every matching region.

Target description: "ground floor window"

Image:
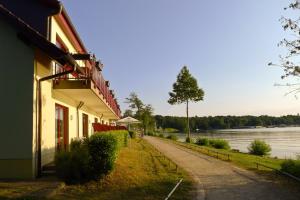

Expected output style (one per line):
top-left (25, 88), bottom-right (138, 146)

top-left (55, 104), bottom-right (69, 151)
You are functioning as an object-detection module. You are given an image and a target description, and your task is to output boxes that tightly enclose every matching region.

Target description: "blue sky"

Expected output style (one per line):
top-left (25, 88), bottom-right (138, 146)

top-left (61, 0), bottom-right (300, 117)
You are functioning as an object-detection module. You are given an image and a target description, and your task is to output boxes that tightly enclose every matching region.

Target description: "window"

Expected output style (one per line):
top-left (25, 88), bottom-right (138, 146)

top-left (55, 104), bottom-right (69, 151)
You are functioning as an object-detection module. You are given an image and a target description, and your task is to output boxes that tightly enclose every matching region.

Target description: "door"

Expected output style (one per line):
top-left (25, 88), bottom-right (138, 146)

top-left (55, 104), bottom-right (69, 151)
top-left (82, 113), bottom-right (89, 137)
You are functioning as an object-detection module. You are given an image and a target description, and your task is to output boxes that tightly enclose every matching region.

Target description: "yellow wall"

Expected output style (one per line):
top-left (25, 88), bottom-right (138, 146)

top-left (35, 52), bottom-right (110, 166)
top-left (0, 12), bottom-right (116, 179)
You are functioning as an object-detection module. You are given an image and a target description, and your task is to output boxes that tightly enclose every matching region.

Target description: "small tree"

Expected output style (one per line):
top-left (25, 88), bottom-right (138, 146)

top-left (168, 66), bottom-right (204, 140)
top-left (125, 92), bottom-right (155, 134)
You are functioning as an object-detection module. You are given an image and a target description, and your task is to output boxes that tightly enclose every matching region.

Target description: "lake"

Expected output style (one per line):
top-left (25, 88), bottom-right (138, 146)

top-left (172, 127), bottom-right (300, 159)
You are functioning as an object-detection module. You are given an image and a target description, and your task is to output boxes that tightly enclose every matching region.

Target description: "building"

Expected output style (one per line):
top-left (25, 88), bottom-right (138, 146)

top-left (0, 0), bottom-right (121, 179)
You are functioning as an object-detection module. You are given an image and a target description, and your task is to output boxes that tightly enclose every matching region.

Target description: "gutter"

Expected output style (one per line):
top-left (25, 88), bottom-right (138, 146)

top-left (37, 66), bottom-right (78, 177)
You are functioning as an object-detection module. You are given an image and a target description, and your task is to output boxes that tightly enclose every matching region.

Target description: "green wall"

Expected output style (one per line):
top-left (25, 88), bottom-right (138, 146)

top-left (0, 18), bottom-right (35, 178)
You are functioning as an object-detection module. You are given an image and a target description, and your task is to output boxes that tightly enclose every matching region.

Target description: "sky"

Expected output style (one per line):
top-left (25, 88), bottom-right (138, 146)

top-left (60, 0), bottom-right (300, 117)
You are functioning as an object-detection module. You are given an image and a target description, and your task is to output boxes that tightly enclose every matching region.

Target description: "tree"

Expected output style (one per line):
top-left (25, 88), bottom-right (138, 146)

top-left (125, 92), bottom-right (155, 134)
top-left (123, 109), bottom-right (133, 117)
top-left (140, 104), bottom-right (155, 134)
top-left (125, 92), bottom-right (144, 114)
top-left (168, 66), bottom-right (204, 140)
top-left (269, 1), bottom-right (300, 95)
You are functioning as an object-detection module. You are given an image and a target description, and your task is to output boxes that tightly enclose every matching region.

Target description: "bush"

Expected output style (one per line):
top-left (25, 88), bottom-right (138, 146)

top-left (166, 134), bottom-right (178, 141)
top-left (196, 138), bottom-right (210, 146)
top-left (281, 159), bottom-right (300, 177)
top-left (158, 133), bottom-right (165, 138)
top-left (55, 130), bottom-right (128, 183)
top-left (88, 134), bottom-right (118, 178)
top-left (185, 137), bottom-right (193, 143)
top-left (147, 131), bottom-right (155, 136)
top-left (248, 139), bottom-right (271, 156)
top-left (129, 131), bottom-right (136, 139)
top-left (164, 128), bottom-right (179, 133)
top-left (209, 139), bottom-right (230, 150)
top-left (95, 130), bottom-right (129, 148)
top-left (55, 139), bottom-right (91, 184)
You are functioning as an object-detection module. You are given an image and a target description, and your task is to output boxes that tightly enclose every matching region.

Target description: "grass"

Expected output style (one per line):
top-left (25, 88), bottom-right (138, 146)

top-left (0, 139), bottom-right (194, 200)
top-left (163, 138), bottom-right (300, 188)
top-left (164, 138), bottom-right (284, 171)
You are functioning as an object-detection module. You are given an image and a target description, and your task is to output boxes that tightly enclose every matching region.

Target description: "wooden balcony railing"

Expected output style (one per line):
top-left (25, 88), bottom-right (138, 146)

top-left (54, 62), bottom-right (121, 118)
top-left (92, 123), bottom-right (127, 132)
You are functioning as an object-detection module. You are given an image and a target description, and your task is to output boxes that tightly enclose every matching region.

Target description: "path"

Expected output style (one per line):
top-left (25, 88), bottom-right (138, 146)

top-left (144, 136), bottom-right (300, 200)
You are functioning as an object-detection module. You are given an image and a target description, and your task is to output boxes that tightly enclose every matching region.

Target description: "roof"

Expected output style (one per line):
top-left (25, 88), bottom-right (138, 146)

top-left (60, 6), bottom-right (88, 53)
top-left (0, 3), bottom-right (83, 73)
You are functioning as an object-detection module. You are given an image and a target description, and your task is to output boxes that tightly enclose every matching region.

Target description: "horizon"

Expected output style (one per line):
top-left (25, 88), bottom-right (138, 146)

top-left (60, 0), bottom-right (300, 117)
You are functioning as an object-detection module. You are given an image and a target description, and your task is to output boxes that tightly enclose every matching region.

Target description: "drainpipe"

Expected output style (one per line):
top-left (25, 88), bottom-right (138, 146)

top-left (76, 101), bottom-right (84, 138)
top-left (99, 113), bottom-right (104, 124)
top-left (37, 67), bottom-right (77, 177)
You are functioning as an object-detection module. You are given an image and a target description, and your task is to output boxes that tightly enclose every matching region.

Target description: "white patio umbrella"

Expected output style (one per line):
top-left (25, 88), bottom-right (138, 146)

top-left (116, 116), bottom-right (140, 130)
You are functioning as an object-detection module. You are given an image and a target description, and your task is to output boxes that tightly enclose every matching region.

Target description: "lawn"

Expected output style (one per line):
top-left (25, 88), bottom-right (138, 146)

top-left (164, 138), bottom-right (284, 171)
top-left (0, 138), bottom-right (194, 200)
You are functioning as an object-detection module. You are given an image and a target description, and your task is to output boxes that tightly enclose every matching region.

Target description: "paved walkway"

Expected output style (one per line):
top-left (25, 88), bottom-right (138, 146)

top-left (144, 136), bottom-right (300, 200)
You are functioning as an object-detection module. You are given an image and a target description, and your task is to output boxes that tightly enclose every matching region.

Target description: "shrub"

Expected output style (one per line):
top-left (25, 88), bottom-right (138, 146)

top-left (281, 159), bottom-right (300, 177)
top-left (166, 134), bottom-right (178, 141)
top-left (158, 133), bottom-right (165, 138)
top-left (185, 137), bottom-right (193, 143)
top-left (55, 139), bottom-right (91, 184)
top-left (196, 138), bottom-right (210, 146)
top-left (147, 131), bottom-right (155, 136)
top-left (55, 130), bottom-right (128, 183)
top-left (164, 128), bottom-right (179, 133)
top-left (209, 139), bottom-right (230, 150)
top-left (95, 130), bottom-right (128, 148)
top-left (129, 131), bottom-right (136, 139)
top-left (88, 134), bottom-right (118, 178)
top-left (248, 139), bottom-right (271, 156)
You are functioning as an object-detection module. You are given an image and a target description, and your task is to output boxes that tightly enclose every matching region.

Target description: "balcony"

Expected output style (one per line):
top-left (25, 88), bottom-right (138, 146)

top-left (52, 60), bottom-right (121, 119)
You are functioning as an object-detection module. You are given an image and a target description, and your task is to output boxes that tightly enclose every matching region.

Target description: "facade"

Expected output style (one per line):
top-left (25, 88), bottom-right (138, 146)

top-left (0, 1), bottom-right (121, 179)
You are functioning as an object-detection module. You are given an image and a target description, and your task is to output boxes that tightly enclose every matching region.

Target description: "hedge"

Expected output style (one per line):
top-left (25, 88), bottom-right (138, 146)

top-left (55, 130), bottom-right (129, 184)
top-left (94, 130), bottom-right (129, 149)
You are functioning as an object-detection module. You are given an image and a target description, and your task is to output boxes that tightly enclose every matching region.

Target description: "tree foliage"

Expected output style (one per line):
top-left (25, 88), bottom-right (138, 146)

top-left (125, 92), bottom-right (155, 133)
top-left (168, 66), bottom-right (204, 139)
top-left (270, 0), bottom-right (300, 92)
top-left (155, 114), bottom-right (300, 131)
top-left (168, 66), bottom-right (204, 104)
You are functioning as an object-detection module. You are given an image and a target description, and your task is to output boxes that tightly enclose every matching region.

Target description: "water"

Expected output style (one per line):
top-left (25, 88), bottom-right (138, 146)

top-left (172, 127), bottom-right (300, 159)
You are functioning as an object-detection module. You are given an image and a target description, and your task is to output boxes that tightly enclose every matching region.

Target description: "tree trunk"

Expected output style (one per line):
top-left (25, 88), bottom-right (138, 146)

top-left (186, 100), bottom-right (190, 139)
